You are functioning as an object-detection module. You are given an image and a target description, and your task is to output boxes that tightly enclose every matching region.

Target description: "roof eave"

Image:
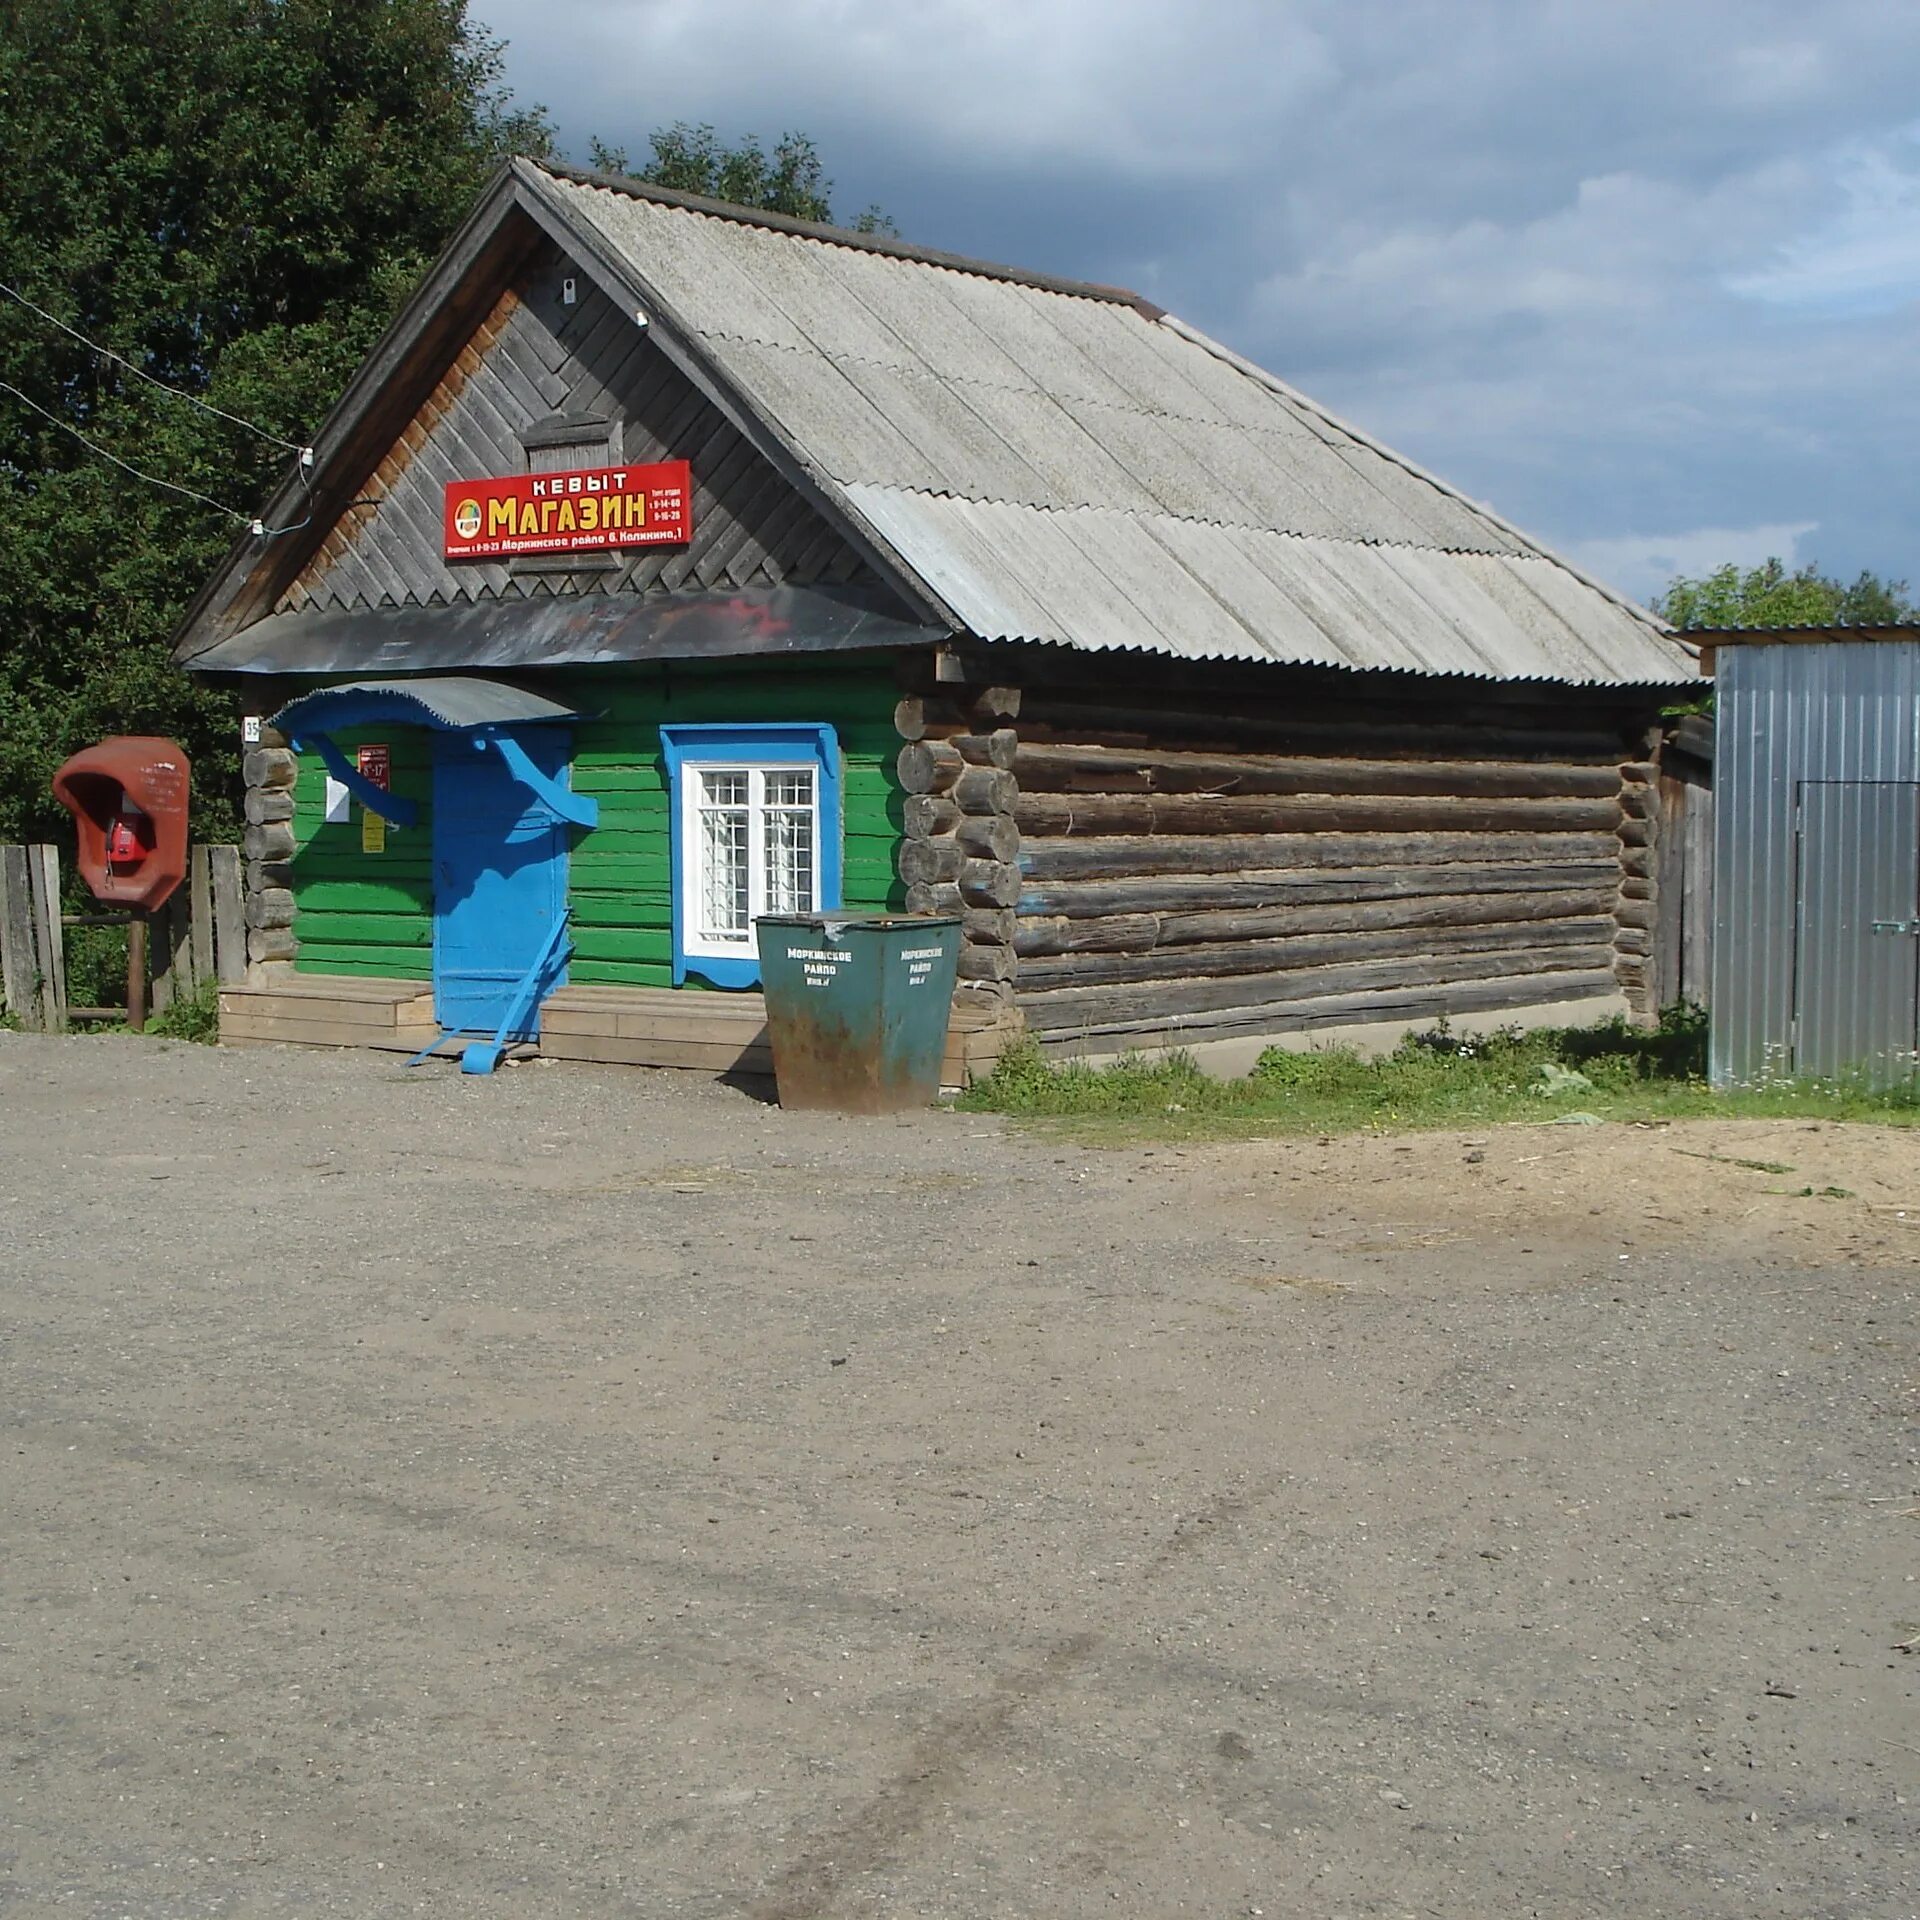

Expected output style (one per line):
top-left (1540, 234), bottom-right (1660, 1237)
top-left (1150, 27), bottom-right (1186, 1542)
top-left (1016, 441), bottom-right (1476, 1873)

top-left (1686, 623), bottom-right (1920, 644)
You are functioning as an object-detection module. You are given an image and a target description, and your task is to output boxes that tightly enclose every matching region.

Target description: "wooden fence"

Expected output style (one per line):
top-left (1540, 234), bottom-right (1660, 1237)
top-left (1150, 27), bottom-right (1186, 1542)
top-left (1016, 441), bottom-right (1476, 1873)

top-left (0, 843), bottom-right (244, 1032)
top-left (1651, 714), bottom-right (1713, 1013)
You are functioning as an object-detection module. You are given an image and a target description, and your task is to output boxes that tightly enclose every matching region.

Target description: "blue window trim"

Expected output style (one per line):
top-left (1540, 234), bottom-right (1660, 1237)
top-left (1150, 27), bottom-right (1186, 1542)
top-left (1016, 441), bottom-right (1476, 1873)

top-left (659, 722), bottom-right (841, 989)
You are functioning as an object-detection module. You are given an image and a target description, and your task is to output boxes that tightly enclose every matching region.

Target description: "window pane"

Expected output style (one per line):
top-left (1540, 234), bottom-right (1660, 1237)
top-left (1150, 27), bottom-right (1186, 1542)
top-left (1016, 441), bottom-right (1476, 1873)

top-left (763, 767), bottom-right (814, 915)
top-left (764, 805), bottom-right (815, 914)
top-left (682, 758), bottom-right (822, 954)
top-left (697, 774), bottom-right (750, 942)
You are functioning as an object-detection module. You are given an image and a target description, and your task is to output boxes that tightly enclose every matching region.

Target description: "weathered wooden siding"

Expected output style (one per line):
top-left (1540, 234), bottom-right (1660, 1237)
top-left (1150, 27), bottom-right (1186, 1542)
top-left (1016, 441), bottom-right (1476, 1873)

top-left (1651, 715), bottom-right (1713, 1011)
top-left (290, 729), bottom-right (435, 978)
top-left (279, 242), bottom-right (875, 613)
top-left (899, 663), bottom-right (1654, 1045)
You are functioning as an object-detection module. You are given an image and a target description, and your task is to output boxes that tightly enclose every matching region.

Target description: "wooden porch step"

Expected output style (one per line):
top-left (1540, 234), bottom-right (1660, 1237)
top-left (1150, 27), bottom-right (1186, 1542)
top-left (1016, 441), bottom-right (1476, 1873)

top-left (541, 983), bottom-right (1019, 1085)
top-left (219, 975), bottom-right (1022, 1085)
top-left (230, 973), bottom-right (436, 1007)
top-left (540, 1030), bottom-right (776, 1075)
top-left (220, 975), bottom-right (435, 1052)
top-left (543, 985), bottom-right (1011, 1030)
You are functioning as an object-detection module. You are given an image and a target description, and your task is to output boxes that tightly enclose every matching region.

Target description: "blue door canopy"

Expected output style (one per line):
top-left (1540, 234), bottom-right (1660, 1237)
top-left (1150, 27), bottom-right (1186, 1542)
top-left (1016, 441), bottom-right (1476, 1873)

top-left (270, 677), bottom-right (598, 829)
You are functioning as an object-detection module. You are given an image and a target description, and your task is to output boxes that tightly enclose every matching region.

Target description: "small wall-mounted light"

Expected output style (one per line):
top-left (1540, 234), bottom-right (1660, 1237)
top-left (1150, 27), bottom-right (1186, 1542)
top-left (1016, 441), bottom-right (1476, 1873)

top-left (562, 276), bottom-right (578, 306)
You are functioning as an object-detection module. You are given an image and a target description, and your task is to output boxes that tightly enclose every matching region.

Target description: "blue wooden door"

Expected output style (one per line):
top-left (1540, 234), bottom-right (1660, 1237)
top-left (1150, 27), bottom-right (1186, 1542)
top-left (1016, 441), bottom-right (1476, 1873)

top-left (432, 727), bottom-right (571, 1032)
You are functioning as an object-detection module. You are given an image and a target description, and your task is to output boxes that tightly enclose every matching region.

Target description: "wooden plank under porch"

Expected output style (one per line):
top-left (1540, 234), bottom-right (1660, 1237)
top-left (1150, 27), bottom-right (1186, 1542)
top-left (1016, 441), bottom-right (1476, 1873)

top-left (218, 975), bottom-right (1021, 1088)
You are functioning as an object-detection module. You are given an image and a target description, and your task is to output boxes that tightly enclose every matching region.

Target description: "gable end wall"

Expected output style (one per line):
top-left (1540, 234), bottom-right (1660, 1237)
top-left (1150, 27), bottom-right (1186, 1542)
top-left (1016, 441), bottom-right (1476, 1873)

top-left (280, 244), bottom-right (877, 615)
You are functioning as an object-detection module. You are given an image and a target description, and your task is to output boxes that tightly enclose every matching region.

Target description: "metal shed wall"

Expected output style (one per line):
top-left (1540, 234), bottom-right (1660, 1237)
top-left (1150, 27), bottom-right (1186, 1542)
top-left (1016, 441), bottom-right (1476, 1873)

top-left (1710, 640), bottom-right (1920, 1084)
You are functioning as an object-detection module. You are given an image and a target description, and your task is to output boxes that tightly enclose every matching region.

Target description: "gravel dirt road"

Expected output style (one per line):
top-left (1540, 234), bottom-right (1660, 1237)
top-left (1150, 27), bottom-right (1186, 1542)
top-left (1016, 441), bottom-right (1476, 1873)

top-left (2, 1031), bottom-right (1915, 1918)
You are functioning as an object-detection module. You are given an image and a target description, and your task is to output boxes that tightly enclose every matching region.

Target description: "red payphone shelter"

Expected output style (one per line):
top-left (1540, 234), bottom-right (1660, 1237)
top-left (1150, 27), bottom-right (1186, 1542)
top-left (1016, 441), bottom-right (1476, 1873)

top-left (52, 737), bottom-right (192, 911)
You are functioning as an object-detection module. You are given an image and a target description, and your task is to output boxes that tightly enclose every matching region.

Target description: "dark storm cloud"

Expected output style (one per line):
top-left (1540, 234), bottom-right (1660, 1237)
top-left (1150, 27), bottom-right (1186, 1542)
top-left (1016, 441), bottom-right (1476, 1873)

top-left (487, 0), bottom-right (1920, 599)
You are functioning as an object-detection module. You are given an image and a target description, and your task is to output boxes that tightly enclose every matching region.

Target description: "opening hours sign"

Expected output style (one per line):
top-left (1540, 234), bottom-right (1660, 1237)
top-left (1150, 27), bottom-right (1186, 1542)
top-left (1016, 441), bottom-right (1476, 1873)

top-left (443, 460), bottom-right (693, 560)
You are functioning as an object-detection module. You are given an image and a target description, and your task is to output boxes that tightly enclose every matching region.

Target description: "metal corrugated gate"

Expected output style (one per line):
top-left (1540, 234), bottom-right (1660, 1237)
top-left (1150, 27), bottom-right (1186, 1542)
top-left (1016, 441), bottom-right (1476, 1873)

top-left (1790, 782), bottom-right (1920, 1080)
top-left (1711, 636), bottom-right (1920, 1086)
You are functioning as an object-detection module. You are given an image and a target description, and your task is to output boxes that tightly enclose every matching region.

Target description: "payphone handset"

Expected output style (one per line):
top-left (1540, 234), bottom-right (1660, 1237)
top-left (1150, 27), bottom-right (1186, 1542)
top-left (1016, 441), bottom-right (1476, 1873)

top-left (105, 792), bottom-right (157, 874)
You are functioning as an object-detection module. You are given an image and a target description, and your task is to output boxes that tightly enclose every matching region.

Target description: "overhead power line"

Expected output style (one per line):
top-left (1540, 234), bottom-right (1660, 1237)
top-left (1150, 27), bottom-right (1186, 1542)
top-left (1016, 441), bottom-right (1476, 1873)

top-left (0, 377), bottom-right (312, 537)
top-left (0, 376), bottom-right (251, 519)
top-left (0, 277), bottom-right (311, 456)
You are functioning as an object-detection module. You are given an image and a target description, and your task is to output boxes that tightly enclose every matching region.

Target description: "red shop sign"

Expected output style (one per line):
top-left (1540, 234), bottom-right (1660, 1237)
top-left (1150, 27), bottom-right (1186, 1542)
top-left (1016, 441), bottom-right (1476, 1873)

top-left (443, 460), bottom-right (693, 560)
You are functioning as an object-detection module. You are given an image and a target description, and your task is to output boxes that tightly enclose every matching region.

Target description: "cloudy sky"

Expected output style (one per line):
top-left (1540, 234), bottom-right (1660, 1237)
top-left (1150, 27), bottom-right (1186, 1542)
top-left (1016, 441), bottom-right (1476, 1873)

top-left (484, 0), bottom-right (1920, 605)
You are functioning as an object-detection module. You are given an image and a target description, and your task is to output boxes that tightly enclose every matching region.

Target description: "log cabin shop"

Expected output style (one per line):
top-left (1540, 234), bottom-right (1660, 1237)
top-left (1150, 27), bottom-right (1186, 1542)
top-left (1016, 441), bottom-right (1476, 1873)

top-left (173, 157), bottom-right (1701, 1077)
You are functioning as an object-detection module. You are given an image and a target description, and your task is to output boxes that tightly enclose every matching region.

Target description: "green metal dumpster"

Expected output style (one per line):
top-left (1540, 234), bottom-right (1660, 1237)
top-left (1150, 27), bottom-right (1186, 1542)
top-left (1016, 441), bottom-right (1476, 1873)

top-left (754, 914), bottom-right (963, 1113)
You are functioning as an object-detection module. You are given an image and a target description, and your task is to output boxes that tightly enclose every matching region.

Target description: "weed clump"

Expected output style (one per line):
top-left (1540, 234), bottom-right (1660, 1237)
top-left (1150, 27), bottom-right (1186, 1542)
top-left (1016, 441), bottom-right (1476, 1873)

top-left (147, 979), bottom-right (219, 1045)
top-left (962, 1003), bottom-right (1913, 1137)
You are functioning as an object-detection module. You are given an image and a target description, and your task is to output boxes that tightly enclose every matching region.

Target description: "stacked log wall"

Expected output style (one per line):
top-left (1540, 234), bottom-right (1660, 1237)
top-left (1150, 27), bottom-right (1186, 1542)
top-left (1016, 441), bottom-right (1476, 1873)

top-left (893, 676), bottom-right (1022, 1000)
top-left (1613, 753), bottom-right (1659, 1021)
top-left (1001, 679), bottom-right (1651, 1046)
top-left (241, 724), bottom-right (301, 971)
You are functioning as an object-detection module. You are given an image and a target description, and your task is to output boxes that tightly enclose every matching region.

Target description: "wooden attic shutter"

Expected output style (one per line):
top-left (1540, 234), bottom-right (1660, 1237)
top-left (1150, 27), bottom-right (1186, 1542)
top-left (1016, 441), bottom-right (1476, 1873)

top-left (513, 413), bottom-right (621, 576)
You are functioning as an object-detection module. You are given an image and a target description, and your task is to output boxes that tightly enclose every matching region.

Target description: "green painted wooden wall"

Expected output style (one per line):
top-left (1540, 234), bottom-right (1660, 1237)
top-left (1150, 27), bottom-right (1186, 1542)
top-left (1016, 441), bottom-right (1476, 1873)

top-left (566, 659), bottom-right (906, 986)
top-left (291, 726), bottom-right (435, 978)
top-left (288, 657), bottom-right (906, 988)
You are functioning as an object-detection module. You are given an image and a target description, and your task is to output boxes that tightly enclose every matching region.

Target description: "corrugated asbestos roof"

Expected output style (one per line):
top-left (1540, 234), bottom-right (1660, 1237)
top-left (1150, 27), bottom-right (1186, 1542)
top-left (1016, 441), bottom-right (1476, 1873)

top-left (544, 166), bottom-right (1695, 687)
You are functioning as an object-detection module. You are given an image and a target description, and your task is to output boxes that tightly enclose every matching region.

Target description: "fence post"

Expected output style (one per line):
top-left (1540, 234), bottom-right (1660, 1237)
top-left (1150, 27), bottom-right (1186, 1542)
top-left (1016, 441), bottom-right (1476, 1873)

top-left (209, 844), bottom-right (246, 987)
top-left (189, 845), bottom-right (215, 987)
top-left (151, 885), bottom-right (200, 1013)
top-left (28, 844), bottom-right (66, 1031)
top-left (149, 892), bottom-right (174, 1015)
top-left (170, 882), bottom-right (196, 998)
top-left (127, 911), bottom-right (148, 1031)
top-left (0, 845), bottom-right (38, 1027)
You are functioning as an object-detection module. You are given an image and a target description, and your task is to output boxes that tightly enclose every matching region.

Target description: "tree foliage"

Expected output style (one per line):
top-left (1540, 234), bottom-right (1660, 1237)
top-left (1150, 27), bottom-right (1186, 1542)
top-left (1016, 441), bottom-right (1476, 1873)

top-left (0, 9), bottom-right (896, 857)
top-left (1657, 559), bottom-right (1915, 632)
top-left (589, 124), bottom-right (897, 235)
top-left (0, 0), bottom-right (553, 846)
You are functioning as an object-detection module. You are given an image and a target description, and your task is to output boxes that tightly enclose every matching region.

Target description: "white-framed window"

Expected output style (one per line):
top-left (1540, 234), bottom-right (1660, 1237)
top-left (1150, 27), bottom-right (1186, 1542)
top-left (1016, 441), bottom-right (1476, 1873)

top-left (681, 758), bottom-right (821, 960)
top-left (659, 723), bottom-right (841, 988)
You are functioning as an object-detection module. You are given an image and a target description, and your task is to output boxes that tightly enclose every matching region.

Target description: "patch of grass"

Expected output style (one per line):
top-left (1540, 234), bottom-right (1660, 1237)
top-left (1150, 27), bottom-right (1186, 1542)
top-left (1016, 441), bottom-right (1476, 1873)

top-left (146, 979), bottom-right (219, 1045)
top-left (960, 1004), bottom-right (1920, 1140)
